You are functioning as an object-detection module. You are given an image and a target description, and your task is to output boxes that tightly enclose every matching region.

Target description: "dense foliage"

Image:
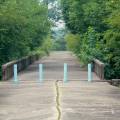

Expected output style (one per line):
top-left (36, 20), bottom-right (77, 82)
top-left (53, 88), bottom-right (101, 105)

top-left (61, 0), bottom-right (120, 79)
top-left (52, 28), bottom-right (66, 51)
top-left (0, 0), bottom-right (52, 79)
top-left (47, 0), bottom-right (66, 51)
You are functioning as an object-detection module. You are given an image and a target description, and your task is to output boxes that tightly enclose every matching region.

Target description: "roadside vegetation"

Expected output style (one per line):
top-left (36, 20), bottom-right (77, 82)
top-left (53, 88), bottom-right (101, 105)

top-left (0, 0), bottom-right (53, 79)
top-left (61, 0), bottom-right (120, 79)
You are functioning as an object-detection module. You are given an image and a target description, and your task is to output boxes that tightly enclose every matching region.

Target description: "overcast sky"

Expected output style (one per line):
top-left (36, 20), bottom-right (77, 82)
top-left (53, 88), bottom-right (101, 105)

top-left (39, 0), bottom-right (65, 30)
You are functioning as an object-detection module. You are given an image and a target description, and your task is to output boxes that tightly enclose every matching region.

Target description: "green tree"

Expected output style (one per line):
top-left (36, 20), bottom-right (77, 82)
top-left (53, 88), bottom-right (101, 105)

top-left (0, 0), bottom-right (51, 79)
top-left (61, 0), bottom-right (120, 79)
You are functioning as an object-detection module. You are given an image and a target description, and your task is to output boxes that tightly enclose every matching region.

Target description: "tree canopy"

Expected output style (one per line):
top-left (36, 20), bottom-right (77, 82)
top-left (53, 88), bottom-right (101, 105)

top-left (0, 0), bottom-right (52, 79)
top-left (61, 0), bottom-right (120, 79)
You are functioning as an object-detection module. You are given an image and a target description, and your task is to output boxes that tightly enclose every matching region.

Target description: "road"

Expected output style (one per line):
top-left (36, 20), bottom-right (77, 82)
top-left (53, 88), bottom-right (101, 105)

top-left (17, 51), bottom-right (99, 81)
top-left (0, 51), bottom-right (120, 120)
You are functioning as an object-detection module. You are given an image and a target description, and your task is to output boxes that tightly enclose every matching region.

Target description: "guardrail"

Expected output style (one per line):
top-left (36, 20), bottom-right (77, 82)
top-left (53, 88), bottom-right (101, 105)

top-left (110, 79), bottom-right (120, 86)
top-left (2, 54), bottom-right (40, 80)
top-left (93, 59), bottom-right (105, 80)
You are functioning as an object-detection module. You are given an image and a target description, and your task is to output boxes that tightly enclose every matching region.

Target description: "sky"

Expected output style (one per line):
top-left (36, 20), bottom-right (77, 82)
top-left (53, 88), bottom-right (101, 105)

top-left (39, 0), bottom-right (65, 30)
top-left (48, 1), bottom-right (65, 30)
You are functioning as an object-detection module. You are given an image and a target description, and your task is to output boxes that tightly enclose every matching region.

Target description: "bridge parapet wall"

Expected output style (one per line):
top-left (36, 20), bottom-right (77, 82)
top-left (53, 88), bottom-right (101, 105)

top-left (93, 59), bottom-right (105, 80)
top-left (2, 54), bottom-right (40, 80)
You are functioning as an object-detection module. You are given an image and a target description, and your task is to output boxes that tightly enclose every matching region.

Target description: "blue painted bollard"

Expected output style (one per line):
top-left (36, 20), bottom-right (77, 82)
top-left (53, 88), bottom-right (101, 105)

top-left (88, 64), bottom-right (92, 82)
top-left (39, 64), bottom-right (43, 82)
top-left (64, 63), bottom-right (68, 83)
top-left (14, 64), bottom-right (18, 83)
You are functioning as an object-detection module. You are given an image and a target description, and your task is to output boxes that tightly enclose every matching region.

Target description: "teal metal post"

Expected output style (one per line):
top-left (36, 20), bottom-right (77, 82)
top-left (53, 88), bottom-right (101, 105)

top-left (14, 64), bottom-right (18, 83)
top-left (39, 64), bottom-right (43, 82)
top-left (64, 63), bottom-right (68, 83)
top-left (88, 64), bottom-right (92, 82)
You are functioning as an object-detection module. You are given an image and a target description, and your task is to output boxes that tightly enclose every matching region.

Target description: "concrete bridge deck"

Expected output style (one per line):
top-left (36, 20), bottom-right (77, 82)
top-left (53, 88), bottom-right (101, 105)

top-left (0, 51), bottom-right (120, 120)
top-left (16, 51), bottom-right (99, 81)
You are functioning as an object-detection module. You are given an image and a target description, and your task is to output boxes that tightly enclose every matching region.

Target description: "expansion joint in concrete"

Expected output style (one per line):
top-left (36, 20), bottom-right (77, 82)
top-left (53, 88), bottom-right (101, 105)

top-left (55, 80), bottom-right (61, 120)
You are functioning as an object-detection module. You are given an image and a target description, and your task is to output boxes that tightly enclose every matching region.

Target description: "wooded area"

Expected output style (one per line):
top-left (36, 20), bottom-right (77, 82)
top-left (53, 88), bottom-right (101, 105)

top-left (61, 0), bottom-right (120, 79)
top-left (0, 0), bottom-right (52, 79)
top-left (0, 0), bottom-right (120, 80)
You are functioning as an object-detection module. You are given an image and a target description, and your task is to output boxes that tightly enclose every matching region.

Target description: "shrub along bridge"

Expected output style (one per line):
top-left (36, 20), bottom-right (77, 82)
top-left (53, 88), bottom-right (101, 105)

top-left (0, 51), bottom-right (120, 120)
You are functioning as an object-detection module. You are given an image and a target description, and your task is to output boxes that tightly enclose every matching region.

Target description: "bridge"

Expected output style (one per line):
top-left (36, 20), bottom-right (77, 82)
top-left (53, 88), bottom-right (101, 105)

top-left (0, 51), bottom-right (120, 120)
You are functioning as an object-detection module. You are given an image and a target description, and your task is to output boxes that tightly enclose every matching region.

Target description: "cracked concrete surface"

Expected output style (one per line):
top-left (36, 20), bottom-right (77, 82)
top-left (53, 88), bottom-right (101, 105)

top-left (0, 51), bottom-right (120, 120)
top-left (55, 81), bottom-right (61, 120)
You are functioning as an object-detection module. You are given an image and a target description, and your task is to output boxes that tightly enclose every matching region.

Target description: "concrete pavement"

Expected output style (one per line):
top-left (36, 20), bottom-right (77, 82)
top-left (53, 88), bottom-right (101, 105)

top-left (0, 81), bottom-right (56, 120)
top-left (0, 51), bottom-right (120, 120)
top-left (59, 81), bottom-right (120, 120)
top-left (16, 51), bottom-right (99, 81)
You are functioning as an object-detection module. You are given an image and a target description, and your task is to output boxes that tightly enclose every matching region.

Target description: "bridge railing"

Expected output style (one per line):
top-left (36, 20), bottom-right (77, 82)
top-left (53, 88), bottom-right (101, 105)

top-left (2, 54), bottom-right (40, 80)
top-left (93, 59), bottom-right (105, 80)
